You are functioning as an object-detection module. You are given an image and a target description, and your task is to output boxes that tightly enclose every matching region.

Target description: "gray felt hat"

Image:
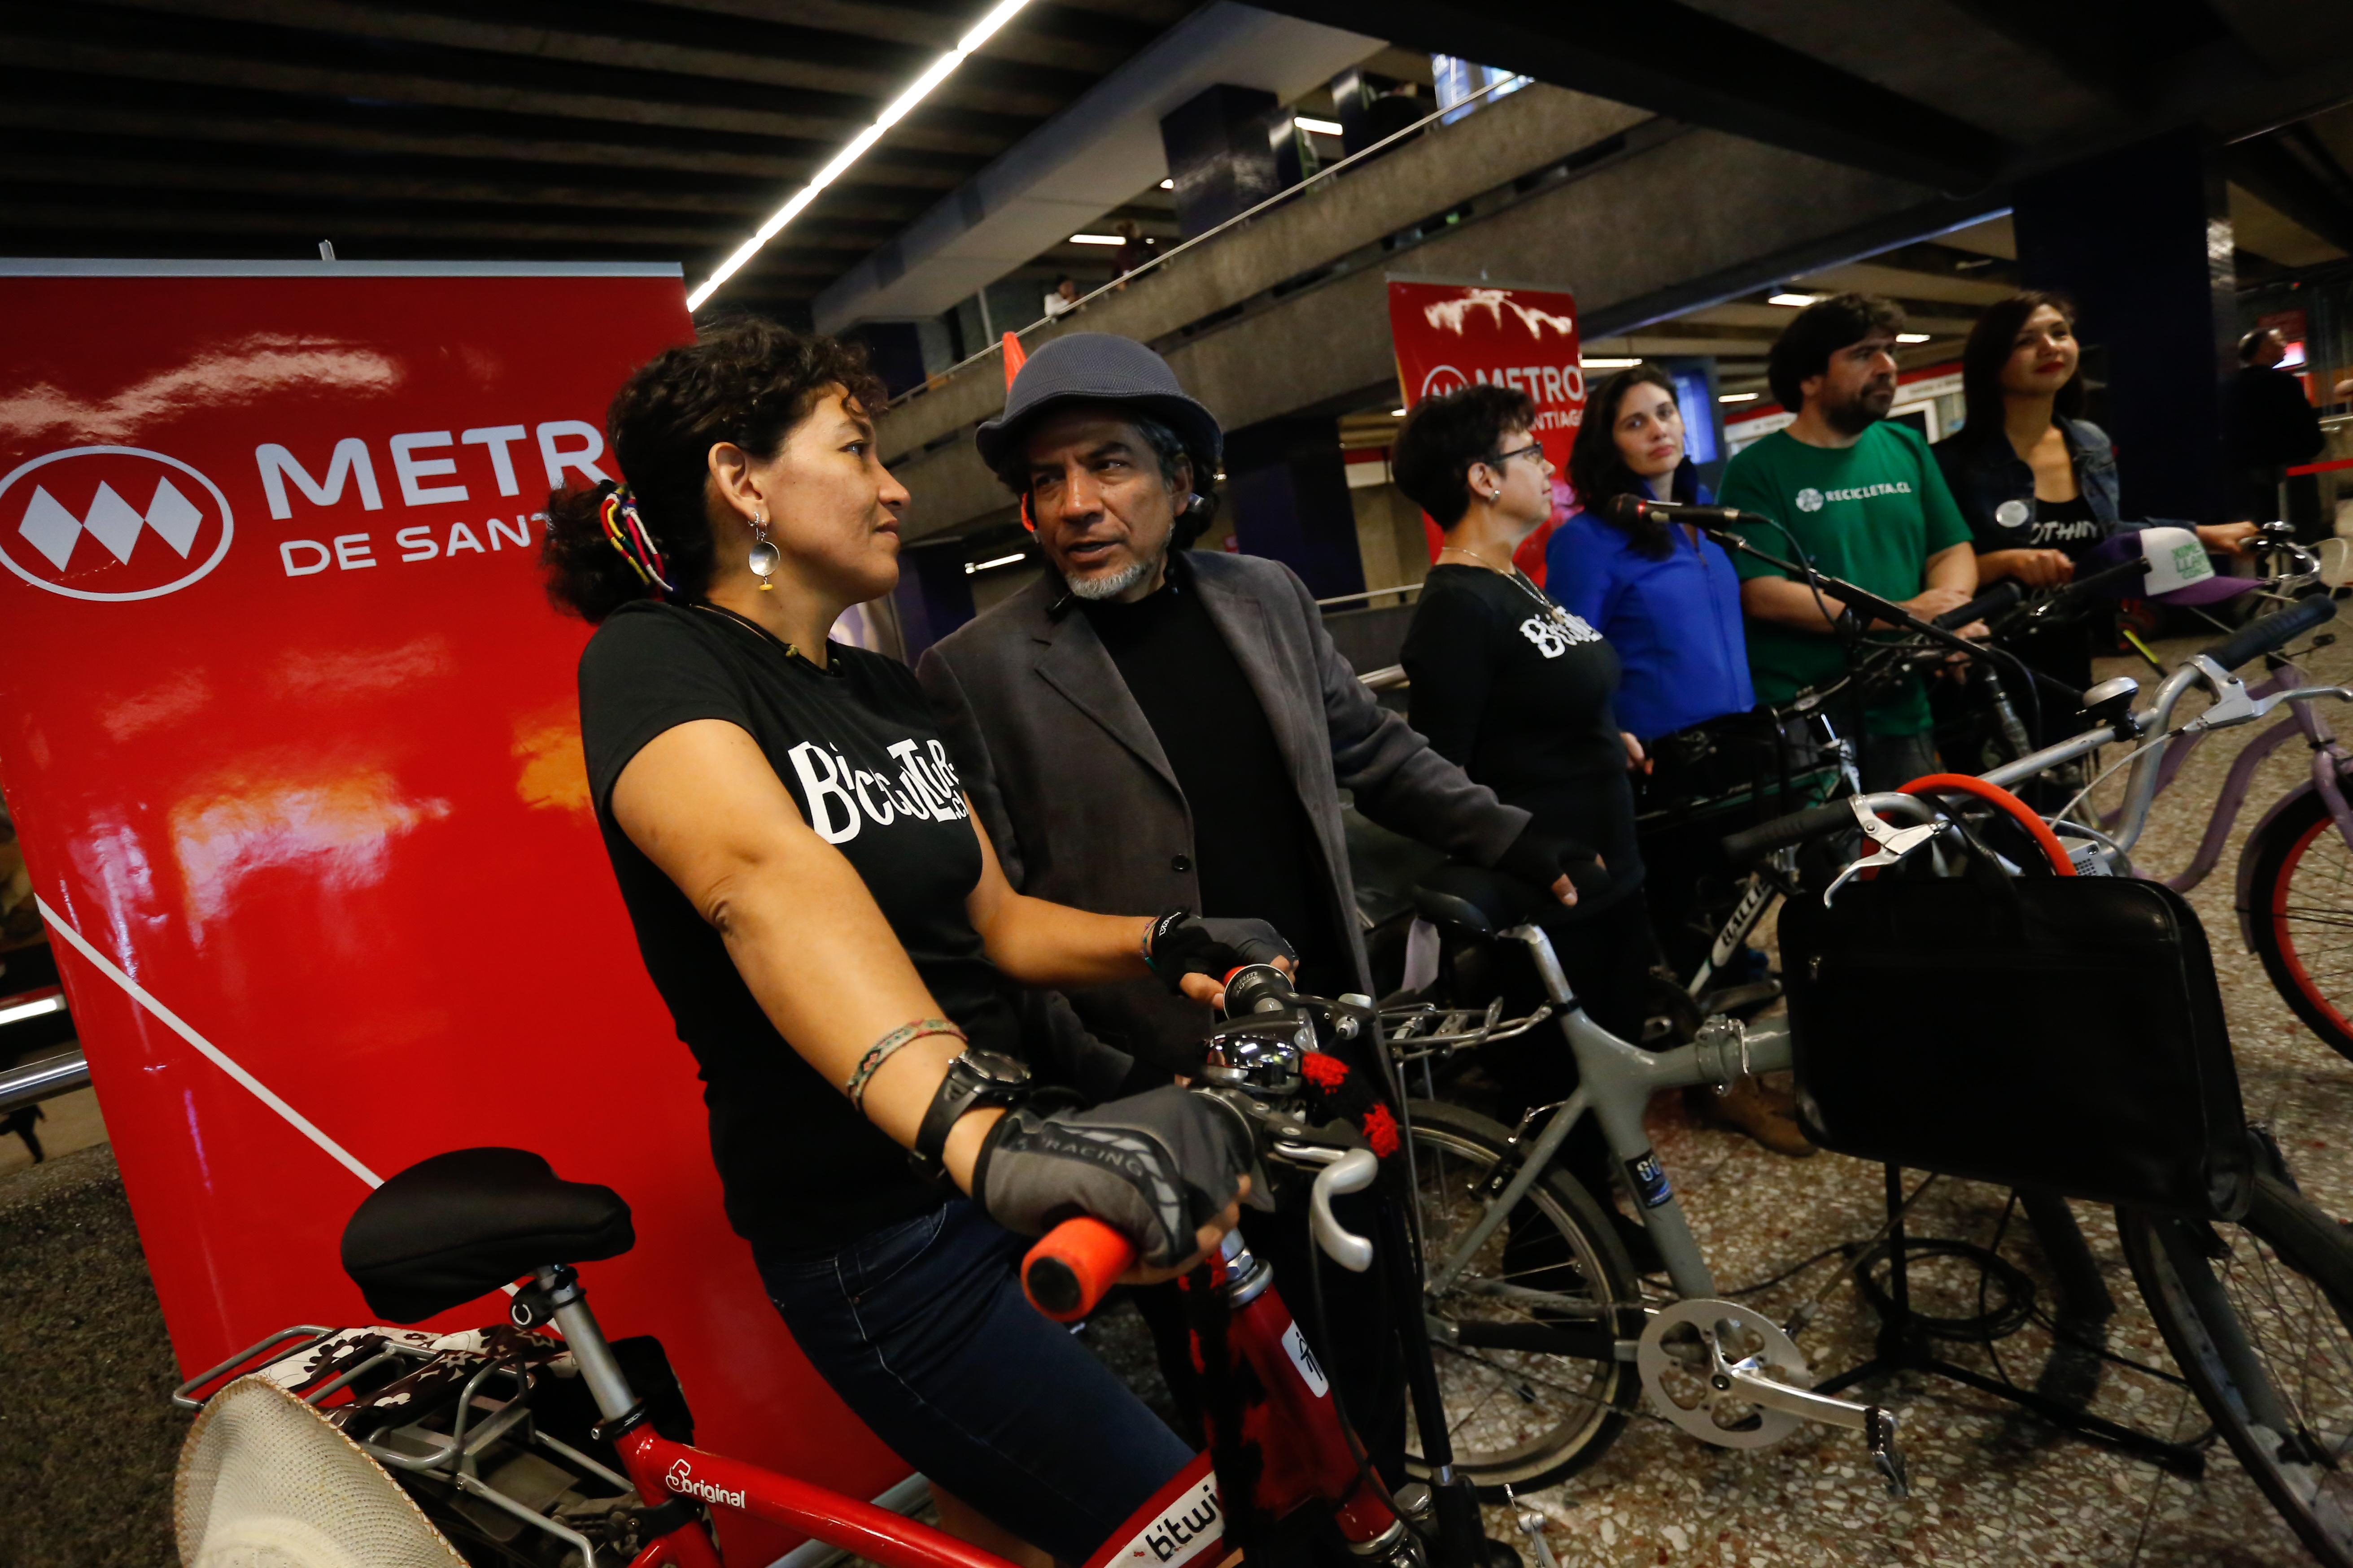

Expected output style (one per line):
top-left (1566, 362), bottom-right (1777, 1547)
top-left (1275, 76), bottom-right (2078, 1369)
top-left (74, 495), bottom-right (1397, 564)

top-left (974, 333), bottom-right (1222, 475)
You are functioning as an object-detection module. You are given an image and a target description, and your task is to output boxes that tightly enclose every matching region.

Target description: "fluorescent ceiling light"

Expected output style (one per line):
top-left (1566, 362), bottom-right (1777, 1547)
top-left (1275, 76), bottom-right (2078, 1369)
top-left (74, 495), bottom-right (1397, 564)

top-left (1069, 233), bottom-right (1123, 245)
top-left (0, 993), bottom-right (66, 1028)
top-left (1767, 292), bottom-right (1819, 307)
top-left (1719, 392), bottom-right (1760, 402)
top-left (1581, 357), bottom-right (1641, 368)
top-left (1160, 178), bottom-right (1174, 189)
top-left (1895, 332), bottom-right (1932, 343)
top-left (687, 0), bottom-right (1035, 310)
top-left (1295, 116), bottom-right (1345, 135)
top-left (964, 552), bottom-right (1028, 574)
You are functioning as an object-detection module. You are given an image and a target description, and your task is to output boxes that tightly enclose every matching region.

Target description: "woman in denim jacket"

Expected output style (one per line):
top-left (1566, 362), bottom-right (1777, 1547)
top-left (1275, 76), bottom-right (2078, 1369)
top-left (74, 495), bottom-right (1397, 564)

top-left (1934, 292), bottom-right (2254, 743)
top-left (1934, 292), bottom-right (2253, 585)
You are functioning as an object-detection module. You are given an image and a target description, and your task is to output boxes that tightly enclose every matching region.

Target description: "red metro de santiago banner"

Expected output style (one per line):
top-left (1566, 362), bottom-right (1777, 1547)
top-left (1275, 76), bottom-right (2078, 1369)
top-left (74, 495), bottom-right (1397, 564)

top-left (0, 261), bottom-right (905, 1561)
top-left (1387, 279), bottom-right (1585, 584)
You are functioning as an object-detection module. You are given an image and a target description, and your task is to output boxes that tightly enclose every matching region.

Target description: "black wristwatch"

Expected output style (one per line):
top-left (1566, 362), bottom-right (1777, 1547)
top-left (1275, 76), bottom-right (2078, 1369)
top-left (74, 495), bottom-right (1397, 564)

top-left (912, 1050), bottom-right (1033, 1180)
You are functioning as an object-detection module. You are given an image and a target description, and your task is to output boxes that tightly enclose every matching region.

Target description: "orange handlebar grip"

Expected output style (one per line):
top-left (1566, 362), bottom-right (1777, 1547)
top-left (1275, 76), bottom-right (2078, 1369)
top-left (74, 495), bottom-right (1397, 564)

top-left (1022, 1217), bottom-right (1136, 1322)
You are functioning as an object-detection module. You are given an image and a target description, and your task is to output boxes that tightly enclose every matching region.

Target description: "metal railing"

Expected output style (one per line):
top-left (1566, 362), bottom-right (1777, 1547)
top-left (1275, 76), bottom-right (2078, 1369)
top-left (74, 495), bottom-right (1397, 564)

top-left (885, 73), bottom-right (1533, 411)
top-left (1315, 581), bottom-right (1427, 610)
top-left (0, 1050), bottom-right (89, 1114)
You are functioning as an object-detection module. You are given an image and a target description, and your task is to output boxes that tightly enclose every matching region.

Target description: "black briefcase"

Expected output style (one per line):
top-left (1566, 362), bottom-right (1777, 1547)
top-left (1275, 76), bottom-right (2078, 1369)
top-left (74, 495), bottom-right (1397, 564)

top-left (1777, 863), bottom-right (2250, 1220)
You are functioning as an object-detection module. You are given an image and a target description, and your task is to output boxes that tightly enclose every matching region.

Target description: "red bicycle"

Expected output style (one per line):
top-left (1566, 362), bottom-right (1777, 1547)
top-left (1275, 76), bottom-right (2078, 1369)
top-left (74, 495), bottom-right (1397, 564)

top-left (171, 965), bottom-right (1501, 1568)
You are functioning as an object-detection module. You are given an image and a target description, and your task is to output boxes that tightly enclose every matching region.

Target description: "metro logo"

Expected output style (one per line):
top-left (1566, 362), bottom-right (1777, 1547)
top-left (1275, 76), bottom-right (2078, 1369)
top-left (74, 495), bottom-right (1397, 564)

top-left (0, 446), bottom-right (235, 601)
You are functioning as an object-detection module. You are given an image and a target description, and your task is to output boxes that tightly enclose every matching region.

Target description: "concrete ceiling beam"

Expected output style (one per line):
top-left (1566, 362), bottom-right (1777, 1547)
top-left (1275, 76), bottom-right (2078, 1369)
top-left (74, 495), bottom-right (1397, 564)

top-left (2, 34), bottom-right (1007, 157)
top-left (1247, 0), bottom-right (2010, 190)
top-left (85, 0), bottom-right (1079, 118)
top-left (0, 96), bottom-right (971, 190)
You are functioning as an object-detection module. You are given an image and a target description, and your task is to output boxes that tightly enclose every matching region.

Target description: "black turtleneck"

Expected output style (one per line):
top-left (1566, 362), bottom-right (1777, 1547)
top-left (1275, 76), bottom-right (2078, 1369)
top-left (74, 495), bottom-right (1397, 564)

top-left (1076, 559), bottom-right (1347, 989)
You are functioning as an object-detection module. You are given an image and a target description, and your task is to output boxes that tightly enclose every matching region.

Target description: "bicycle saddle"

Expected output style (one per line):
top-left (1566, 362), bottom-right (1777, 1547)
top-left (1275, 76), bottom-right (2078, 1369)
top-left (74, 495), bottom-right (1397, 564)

top-left (1411, 862), bottom-right (1542, 939)
top-left (341, 1148), bottom-right (635, 1323)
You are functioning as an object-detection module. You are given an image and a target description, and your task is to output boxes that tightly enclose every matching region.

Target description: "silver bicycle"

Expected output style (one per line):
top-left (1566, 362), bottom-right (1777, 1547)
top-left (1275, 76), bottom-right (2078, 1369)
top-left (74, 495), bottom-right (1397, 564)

top-left (1385, 595), bottom-right (2353, 1568)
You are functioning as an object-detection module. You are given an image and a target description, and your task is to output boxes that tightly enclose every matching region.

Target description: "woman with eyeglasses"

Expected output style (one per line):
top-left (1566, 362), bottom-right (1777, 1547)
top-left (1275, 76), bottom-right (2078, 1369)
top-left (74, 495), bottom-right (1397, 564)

top-left (1393, 384), bottom-right (1666, 1262)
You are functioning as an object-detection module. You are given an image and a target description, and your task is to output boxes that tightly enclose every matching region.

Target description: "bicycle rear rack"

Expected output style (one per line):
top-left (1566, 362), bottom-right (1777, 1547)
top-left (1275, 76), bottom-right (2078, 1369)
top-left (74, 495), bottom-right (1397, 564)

top-left (1379, 997), bottom-right (1551, 1064)
top-left (176, 1322), bottom-right (653, 1565)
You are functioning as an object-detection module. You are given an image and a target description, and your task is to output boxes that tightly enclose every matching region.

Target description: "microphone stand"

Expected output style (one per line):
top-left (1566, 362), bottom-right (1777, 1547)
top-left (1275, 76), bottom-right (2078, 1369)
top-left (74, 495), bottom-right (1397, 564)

top-left (1695, 523), bottom-right (2074, 730)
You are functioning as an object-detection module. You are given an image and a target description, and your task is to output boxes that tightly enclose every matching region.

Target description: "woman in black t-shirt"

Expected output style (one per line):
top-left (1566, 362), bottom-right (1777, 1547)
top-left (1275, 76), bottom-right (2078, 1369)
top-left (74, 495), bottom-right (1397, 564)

top-left (1392, 385), bottom-right (1669, 1260)
top-left (546, 321), bottom-right (1286, 1568)
top-left (1932, 292), bottom-right (2257, 747)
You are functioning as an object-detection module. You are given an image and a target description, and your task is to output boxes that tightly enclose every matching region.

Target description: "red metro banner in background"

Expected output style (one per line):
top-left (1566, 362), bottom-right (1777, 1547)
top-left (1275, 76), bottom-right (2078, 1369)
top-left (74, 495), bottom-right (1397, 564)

top-left (0, 261), bottom-right (904, 1562)
top-left (1386, 278), bottom-right (1585, 584)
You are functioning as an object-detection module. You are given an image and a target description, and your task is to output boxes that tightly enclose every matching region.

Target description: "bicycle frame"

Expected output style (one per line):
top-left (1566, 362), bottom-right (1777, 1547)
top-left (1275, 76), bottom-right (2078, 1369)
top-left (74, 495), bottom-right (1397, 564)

top-left (1410, 929), bottom-right (1921, 1456)
top-left (1420, 942), bottom-right (1793, 1308)
top-left (531, 1268), bottom-right (1022, 1568)
top-left (1977, 648), bottom-right (2353, 890)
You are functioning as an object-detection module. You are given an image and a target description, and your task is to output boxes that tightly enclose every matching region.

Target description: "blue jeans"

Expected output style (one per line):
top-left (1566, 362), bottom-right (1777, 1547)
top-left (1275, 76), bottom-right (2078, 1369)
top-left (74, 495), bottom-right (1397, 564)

top-left (756, 1199), bottom-right (1194, 1564)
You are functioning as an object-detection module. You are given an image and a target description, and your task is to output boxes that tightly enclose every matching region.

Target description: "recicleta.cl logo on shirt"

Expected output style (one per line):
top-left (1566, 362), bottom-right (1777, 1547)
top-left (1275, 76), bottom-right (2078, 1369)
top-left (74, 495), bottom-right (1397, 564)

top-left (1794, 481), bottom-right (1913, 512)
top-left (787, 737), bottom-right (967, 843)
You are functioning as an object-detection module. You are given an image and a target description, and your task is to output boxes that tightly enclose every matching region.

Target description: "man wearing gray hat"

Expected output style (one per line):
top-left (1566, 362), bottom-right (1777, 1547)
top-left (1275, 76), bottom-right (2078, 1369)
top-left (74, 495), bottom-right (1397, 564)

top-left (919, 332), bottom-right (1583, 1069)
top-left (915, 334), bottom-right (1592, 1479)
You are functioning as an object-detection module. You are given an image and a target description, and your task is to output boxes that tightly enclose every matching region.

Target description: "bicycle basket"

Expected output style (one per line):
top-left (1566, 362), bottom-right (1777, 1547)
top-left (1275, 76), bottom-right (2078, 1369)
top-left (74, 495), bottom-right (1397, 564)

top-left (1778, 871), bottom-right (2250, 1220)
top-left (175, 1374), bottom-right (470, 1568)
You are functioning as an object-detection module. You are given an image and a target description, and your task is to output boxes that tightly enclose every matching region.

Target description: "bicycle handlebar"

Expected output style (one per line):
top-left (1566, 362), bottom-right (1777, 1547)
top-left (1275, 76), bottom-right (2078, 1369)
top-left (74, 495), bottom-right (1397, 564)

top-left (1930, 581), bottom-right (2022, 632)
top-left (1023, 1216), bottom-right (1135, 1323)
top-left (1721, 799), bottom-right (1854, 865)
top-left (1019, 1145), bottom-right (1380, 1322)
top-left (2195, 595), bottom-right (2337, 673)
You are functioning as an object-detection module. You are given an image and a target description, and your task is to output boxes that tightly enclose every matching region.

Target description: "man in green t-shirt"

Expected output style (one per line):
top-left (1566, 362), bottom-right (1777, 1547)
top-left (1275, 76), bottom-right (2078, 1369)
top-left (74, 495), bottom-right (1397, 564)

top-left (1719, 293), bottom-right (1978, 791)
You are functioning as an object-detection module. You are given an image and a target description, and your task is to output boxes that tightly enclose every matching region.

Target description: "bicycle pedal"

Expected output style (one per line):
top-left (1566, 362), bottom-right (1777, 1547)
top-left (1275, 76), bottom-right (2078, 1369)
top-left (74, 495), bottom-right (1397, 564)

top-left (1865, 1406), bottom-right (1909, 1499)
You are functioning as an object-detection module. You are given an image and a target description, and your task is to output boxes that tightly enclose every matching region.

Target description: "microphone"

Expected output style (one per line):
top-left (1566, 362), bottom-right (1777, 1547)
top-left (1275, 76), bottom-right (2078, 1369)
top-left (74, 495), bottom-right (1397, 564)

top-left (1601, 494), bottom-right (1759, 530)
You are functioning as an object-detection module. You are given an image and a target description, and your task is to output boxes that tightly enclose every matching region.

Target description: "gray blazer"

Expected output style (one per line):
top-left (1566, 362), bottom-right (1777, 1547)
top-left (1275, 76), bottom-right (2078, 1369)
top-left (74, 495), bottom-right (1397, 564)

top-left (917, 550), bottom-right (1530, 1070)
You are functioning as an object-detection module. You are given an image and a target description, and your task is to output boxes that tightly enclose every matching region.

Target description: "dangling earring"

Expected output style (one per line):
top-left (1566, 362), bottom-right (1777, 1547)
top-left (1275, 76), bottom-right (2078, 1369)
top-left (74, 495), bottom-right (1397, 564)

top-left (747, 512), bottom-right (778, 591)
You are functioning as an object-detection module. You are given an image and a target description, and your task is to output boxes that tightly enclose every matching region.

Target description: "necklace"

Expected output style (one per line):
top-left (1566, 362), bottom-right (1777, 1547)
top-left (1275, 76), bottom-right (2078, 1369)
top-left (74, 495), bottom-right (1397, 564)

top-left (1437, 545), bottom-right (1561, 622)
top-left (690, 601), bottom-right (834, 673)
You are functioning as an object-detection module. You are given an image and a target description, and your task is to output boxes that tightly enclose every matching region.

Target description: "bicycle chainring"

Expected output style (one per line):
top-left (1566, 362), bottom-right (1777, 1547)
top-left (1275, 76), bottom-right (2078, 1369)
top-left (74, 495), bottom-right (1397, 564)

top-left (1635, 1298), bottom-right (1813, 1449)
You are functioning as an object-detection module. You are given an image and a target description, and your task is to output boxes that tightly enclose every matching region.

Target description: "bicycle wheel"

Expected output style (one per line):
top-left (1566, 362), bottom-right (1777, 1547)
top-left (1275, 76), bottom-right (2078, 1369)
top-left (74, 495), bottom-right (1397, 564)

top-left (2247, 788), bottom-right (2353, 1065)
top-left (1404, 1100), bottom-right (1640, 1494)
top-left (2121, 1173), bottom-right (2353, 1568)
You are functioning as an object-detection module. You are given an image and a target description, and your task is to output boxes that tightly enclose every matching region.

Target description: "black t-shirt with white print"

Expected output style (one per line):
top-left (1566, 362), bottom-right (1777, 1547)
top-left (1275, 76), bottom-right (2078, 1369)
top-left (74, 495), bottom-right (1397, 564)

top-left (578, 601), bottom-right (1016, 1255)
top-left (1401, 565), bottom-right (1643, 920)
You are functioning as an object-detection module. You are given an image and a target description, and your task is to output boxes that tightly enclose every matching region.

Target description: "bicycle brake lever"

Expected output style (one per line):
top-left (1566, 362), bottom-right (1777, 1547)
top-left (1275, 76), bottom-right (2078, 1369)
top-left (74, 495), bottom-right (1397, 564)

top-left (1823, 820), bottom-right (1946, 905)
top-left (2179, 658), bottom-right (2353, 731)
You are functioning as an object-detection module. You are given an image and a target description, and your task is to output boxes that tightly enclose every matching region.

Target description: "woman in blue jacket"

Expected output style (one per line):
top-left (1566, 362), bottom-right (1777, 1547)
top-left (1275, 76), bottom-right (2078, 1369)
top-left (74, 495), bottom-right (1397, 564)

top-left (1546, 366), bottom-right (1752, 744)
top-left (1544, 367), bottom-right (1807, 1158)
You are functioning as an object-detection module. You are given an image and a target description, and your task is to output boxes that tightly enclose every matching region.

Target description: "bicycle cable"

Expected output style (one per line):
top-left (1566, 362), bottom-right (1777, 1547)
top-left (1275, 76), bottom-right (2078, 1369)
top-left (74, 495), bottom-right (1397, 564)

top-left (2047, 728), bottom-right (2179, 830)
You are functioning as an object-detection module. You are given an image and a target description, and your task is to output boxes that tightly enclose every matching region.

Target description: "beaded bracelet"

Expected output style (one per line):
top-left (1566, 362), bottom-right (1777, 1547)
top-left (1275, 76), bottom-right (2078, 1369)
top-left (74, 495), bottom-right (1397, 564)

top-left (844, 1017), bottom-right (966, 1112)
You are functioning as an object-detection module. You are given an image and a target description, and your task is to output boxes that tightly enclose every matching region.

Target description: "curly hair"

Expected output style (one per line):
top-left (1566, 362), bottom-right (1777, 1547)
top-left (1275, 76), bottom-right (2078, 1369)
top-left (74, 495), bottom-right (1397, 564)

top-left (541, 318), bottom-right (888, 622)
top-left (1766, 292), bottom-right (1906, 412)
top-left (1390, 382), bottom-right (1537, 529)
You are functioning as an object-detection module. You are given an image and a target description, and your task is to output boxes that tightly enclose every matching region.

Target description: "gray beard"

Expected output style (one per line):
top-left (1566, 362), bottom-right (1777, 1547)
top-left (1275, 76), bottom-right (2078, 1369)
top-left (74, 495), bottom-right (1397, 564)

top-left (1063, 552), bottom-right (1159, 601)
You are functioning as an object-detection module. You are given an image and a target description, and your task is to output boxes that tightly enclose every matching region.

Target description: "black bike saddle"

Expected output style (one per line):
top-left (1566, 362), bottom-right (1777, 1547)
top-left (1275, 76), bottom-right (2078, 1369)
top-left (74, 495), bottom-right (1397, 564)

top-left (342, 1147), bottom-right (635, 1323)
top-left (1411, 861), bottom-right (1545, 939)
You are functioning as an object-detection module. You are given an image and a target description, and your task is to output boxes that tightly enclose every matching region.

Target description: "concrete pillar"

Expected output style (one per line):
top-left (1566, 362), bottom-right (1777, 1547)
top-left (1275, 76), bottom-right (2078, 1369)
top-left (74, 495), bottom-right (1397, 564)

top-left (1160, 85), bottom-right (1303, 240)
top-left (892, 542), bottom-right (976, 662)
top-left (1224, 416), bottom-right (1366, 600)
top-left (2012, 128), bottom-right (2237, 523)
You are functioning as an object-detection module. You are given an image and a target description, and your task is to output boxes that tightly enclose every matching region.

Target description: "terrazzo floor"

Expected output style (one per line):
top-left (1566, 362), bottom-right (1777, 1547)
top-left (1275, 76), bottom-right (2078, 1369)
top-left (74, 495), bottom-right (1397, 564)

top-left (1077, 624), bottom-right (2353, 1568)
